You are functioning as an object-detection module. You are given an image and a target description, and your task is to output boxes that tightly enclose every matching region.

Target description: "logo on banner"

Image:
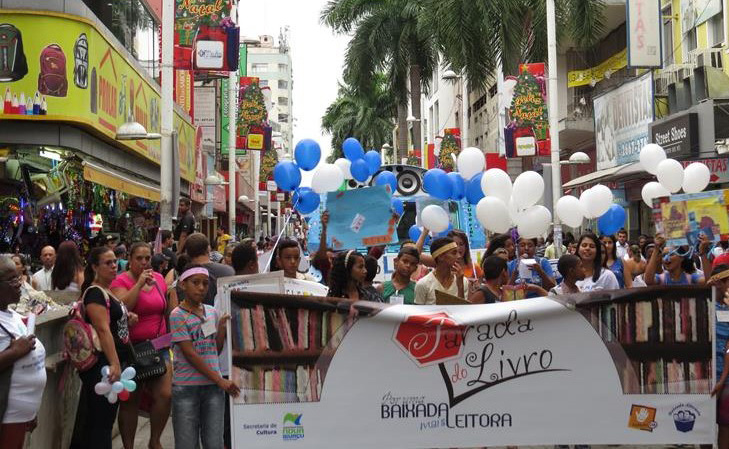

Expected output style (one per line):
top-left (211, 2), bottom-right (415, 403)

top-left (195, 41), bottom-right (224, 69)
top-left (670, 403), bottom-right (699, 433)
top-left (393, 312), bottom-right (467, 367)
top-left (282, 413), bottom-right (304, 440)
top-left (628, 405), bottom-right (657, 431)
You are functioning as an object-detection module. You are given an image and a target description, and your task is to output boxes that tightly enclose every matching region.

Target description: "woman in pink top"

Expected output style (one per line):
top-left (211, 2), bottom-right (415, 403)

top-left (111, 242), bottom-right (175, 449)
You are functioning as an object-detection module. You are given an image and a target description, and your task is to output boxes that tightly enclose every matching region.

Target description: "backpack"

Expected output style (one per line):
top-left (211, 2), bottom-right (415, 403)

top-left (63, 286), bottom-right (110, 372)
top-left (73, 33), bottom-right (88, 89)
top-left (0, 23), bottom-right (28, 82)
top-left (38, 44), bottom-right (68, 97)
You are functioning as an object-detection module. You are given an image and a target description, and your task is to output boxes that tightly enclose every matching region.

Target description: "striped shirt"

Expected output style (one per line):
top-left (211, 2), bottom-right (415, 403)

top-left (170, 305), bottom-right (220, 386)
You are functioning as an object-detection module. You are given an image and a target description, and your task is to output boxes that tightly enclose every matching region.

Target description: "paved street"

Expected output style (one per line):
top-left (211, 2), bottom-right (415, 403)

top-left (112, 417), bottom-right (175, 449)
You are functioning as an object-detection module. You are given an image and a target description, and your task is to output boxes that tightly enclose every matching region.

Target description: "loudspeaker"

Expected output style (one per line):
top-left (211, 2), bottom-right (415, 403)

top-left (368, 165), bottom-right (426, 197)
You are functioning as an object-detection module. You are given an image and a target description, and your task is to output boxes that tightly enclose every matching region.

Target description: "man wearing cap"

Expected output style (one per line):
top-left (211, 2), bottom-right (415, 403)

top-left (175, 198), bottom-right (196, 255)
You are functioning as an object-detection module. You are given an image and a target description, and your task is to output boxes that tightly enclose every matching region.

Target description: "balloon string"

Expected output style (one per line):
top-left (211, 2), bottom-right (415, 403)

top-left (264, 196), bottom-right (300, 273)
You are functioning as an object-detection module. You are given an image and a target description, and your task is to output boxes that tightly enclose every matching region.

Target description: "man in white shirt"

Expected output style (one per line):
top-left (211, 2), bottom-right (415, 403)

top-left (31, 246), bottom-right (55, 291)
top-left (616, 229), bottom-right (630, 260)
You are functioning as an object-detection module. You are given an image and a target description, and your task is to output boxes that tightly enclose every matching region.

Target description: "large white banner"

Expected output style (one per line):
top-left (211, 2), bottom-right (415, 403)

top-left (627, 0), bottom-right (662, 67)
top-left (594, 72), bottom-right (654, 170)
top-left (226, 290), bottom-right (714, 447)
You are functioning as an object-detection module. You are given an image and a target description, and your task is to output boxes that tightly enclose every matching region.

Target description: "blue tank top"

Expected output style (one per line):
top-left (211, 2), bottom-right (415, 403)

top-left (609, 259), bottom-right (624, 289)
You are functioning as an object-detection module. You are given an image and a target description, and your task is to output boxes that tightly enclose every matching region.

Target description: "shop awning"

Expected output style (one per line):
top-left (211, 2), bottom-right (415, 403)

top-left (83, 161), bottom-right (161, 202)
top-left (563, 162), bottom-right (645, 188)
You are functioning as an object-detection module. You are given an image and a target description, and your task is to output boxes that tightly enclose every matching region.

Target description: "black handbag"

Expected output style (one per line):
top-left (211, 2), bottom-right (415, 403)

top-left (130, 282), bottom-right (169, 382)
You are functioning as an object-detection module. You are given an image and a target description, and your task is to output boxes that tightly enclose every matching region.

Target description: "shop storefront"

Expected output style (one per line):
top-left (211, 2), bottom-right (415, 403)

top-left (0, 9), bottom-right (196, 256)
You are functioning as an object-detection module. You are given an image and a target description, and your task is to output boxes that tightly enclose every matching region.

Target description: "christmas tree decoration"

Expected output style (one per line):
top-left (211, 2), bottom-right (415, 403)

top-left (438, 131), bottom-right (460, 171)
top-left (507, 63), bottom-right (551, 156)
top-left (237, 77), bottom-right (268, 149)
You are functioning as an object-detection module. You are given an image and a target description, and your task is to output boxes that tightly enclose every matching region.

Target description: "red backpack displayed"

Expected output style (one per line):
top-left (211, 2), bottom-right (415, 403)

top-left (38, 44), bottom-right (68, 97)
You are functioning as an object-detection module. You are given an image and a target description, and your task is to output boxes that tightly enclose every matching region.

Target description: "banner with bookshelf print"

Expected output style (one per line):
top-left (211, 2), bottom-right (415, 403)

top-left (224, 284), bottom-right (715, 447)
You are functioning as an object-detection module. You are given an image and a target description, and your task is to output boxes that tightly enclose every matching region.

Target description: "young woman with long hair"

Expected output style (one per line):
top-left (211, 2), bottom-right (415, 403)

top-left (575, 233), bottom-right (620, 292)
top-left (326, 250), bottom-right (374, 301)
top-left (601, 234), bottom-right (632, 288)
top-left (52, 241), bottom-right (84, 292)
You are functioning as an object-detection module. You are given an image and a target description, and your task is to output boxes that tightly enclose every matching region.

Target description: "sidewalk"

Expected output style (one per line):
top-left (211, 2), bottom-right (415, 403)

top-left (111, 417), bottom-right (175, 449)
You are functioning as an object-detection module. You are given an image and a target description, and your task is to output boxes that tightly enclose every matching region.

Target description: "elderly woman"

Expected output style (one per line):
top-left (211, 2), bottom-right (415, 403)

top-left (0, 254), bottom-right (46, 449)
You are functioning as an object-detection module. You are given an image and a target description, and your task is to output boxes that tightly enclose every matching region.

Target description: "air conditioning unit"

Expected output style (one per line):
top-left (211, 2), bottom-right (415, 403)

top-left (696, 50), bottom-right (723, 69)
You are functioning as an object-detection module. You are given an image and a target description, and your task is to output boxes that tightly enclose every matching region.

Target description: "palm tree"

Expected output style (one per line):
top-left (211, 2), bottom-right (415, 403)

top-left (322, 0), bottom-right (437, 163)
top-left (321, 74), bottom-right (396, 162)
top-left (422, 0), bottom-right (606, 90)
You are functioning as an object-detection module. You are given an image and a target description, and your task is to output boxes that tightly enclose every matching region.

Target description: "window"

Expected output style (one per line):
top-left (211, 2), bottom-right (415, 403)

top-left (251, 63), bottom-right (268, 73)
top-left (488, 84), bottom-right (497, 98)
top-left (684, 28), bottom-right (698, 53)
top-left (278, 80), bottom-right (288, 89)
top-left (709, 13), bottom-right (725, 47)
top-left (278, 113), bottom-right (289, 123)
top-left (662, 5), bottom-right (674, 67)
top-left (278, 97), bottom-right (289, 106)
top-left (259, 79), bottom-right (269, 87)
top-left (82, 0), bottom-right (160, 82)
top-left (278, 63), bottom-right (288, 72)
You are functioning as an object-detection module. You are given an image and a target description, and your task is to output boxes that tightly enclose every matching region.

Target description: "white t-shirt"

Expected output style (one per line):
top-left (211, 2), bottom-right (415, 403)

top-left (576, 268), bottom-right (620, 292)
top-left (414, 271), bottom-right (469, 305)
top-left (0, 309), bottom-right (46, 423)
top-left (32, 267), bottom-right (53, 291)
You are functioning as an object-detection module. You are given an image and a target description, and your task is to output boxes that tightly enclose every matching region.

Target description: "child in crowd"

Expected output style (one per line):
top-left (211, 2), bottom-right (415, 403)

top-left (362, 256), bottom-right (384, 302)
top-left (170, 265), bottom-right (240, 449)
top-left (276, 238), bottom-right (316, 281)
top-left (550, 254), bottom-right (586, 295)
top-left (327, 250), bottom-right (376, 301)
top-left (469, 255), bottom-right (509, 304)
top-left (379, 246), bottom-right (419, 304)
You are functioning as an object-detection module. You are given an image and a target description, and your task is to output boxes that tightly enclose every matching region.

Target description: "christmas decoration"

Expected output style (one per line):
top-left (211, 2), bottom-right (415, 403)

top-left (237, 77), bottom-right (268, 148)
top-left (509, 66), bottom-right (548, 139)
top-left (437, 132), bottom-right (460, 171)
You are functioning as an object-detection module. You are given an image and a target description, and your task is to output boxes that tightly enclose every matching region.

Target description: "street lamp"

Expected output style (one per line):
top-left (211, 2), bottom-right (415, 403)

top-left (116, 112), bottom-right (161, 141)
top-left (560, 151), bottom-right (591, 165)
top-left (204, 175), bottom-right (228, 186)
top-left (440, 69), bottom-right (469, 147)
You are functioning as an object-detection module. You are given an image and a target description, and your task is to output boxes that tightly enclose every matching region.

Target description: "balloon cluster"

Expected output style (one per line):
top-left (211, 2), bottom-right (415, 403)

top-left (639, 143), bottom-right (710, 206)
top-left (421, 148), bottom-right (485, 203)
top-left (279, 138), bottom-right (387, 215)
top-left (95, 366), bottom-right (137, 404)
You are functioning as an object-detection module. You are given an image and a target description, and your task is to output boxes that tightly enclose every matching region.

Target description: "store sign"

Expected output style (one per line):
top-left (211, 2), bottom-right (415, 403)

top-left (568, 49), bottom-right (627, 88)
top-left (515, 136), bottom-right (536, 156)
top-left (682, 158), bottom-right (729, 184)
top-left (193, 86), bottom-right (216, 126)
top-left (594, 72), bottom-right (654, 170)
top-left (266, 180), bottom-right (277, 192)
top-left (225, 291), bottom-right (714, 448)
top-left (0, 12), bottom-right (196, 182)
top-left (651, 113), bottom-right (698, 159)
top-left (195, 40), bottom-right (224, 69)
top-left (627, 0), bottom-right (662, 68)
top-left (174, 70), bottom-right (194, 117)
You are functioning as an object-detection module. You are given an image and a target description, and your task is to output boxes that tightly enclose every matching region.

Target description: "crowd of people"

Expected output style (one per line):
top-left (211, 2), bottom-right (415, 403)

top-left (1, 196), bottom-right (729, 449)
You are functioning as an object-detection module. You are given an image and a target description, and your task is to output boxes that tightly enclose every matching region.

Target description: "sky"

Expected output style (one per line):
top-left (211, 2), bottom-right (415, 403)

top-left (237, 0), bottom-right (350, 167)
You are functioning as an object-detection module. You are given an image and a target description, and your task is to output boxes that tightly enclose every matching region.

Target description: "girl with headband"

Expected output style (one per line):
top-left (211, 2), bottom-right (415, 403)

top-left (414, 237), bottom-right (468, 304)
top-left (169, 265), bottom-right (240, 448)
top-left (327, 250), bottom-right (382, 301)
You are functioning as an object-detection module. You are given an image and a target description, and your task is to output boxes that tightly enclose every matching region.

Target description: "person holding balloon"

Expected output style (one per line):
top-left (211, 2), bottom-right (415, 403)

top-left (601, 235), bottom-right (632, 288)
top-left (575, 233), bottom-right (620, 292)
top-left (71, 246), bottom-right (136, 449)
top-left (414, 237), bottom-right (468, 305)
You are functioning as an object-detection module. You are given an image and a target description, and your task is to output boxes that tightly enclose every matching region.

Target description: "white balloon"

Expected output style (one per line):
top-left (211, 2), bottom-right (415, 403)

top-left (512, 171), bottom-right (544, 208)
top-left (481, 169), bottom-right (513, 204)
top-left (476, 197), bottom-right (511, 233)
top-left (121, 366), bottom-right (136, 381)
top-left (107, 391), bottom-right (118, 404)
top-left (517, 205), bottom-right (552, 239)
top-left (508, 197), bottom-right (526, 225)
top-left (639, 143), bottom-right (667, 175)
top-left (555, 196), bottom-right (584, 228)
top-left (579, 188), bottom-right (595, 219)
top-left (656, 158), bottom-right (684, 193)
top-left (334, 158), bottom-right (352, 180)
top-left (421, 205), bottom-right (450, 233)
top-left (311, 163), bottom-right (345, 193)
top-left (95, 382), bottom-right (112, 395)
top-left (682, 162), bottom-right (711, 193)
top-left (641, 181), bottom-right (670, 207)
top-left (457, 147), bottom-right (486, 180)
top-left (588, 184), bottom-right (613, 218)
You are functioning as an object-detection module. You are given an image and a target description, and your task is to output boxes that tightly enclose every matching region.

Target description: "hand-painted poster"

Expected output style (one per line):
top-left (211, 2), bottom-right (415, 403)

top-left (325, 186), bottom-right (398, 250)
top-left (656, 189), bottom-right (729, 246)
top-left (226, 287), bottom-right (714, 447)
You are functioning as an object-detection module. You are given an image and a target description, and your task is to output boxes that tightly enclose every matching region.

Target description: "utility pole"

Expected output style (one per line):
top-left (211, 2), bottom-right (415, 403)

top-left (160, 0), bottom-right (174, 231)
top-left (546, 0), bottom-right (563, 257)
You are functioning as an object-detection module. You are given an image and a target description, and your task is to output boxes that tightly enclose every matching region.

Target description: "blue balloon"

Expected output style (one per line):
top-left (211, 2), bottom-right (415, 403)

top-left (375, 171), bottom-right (397, 193)
top-left (364, 150), bottom-right (382, 175)
top-left (292, 187), bottom-right (320, 215)
top-left (294, 139), bottom-right (321, 171)
top-left (423, 169), bottom-right (452, 200)
top-left (448, 172), bottom-right (465, 200)
top-left (273, 161), bottom-right (301, 192)
top-left (350, 159), bottom-right (370, 182)
top-left (343, 137), bottom-right (365, 161)
top-left (465, 172), bottom-right (485, 205)
top-left (391, 197), bottom-right (404, 215)
top-left (408, 224), bottom-right (421, 242)
top-left (598, 204), bottom-right (626, 236)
